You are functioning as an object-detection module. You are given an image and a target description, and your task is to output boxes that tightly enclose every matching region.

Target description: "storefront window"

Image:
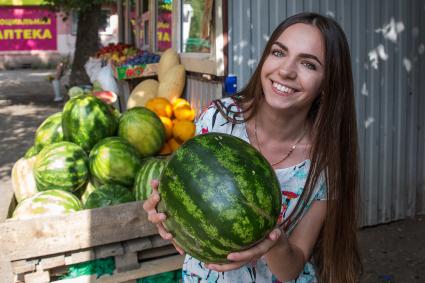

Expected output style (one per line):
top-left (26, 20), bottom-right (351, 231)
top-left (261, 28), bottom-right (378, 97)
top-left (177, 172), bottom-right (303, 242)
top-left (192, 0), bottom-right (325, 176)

top-left (182, 0), bottom-right (212, 53)
top-left (156, 0), bottom-right (172, 51)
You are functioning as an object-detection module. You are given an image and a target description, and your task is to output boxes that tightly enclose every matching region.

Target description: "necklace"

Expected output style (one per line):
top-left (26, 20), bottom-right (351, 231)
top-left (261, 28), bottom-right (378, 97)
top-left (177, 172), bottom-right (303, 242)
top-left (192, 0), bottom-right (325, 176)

top-left (254, 117), bottom-right (307, 167)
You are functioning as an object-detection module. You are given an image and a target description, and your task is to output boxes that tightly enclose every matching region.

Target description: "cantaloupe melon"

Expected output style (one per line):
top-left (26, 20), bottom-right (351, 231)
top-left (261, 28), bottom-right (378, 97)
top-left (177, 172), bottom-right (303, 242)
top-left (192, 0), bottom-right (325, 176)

top-left (127, 79), bottom-right (159, 109)
top-left (157, 64), bottom-right (186, 102)
top-left (158, 48), bottom-right (180, 82)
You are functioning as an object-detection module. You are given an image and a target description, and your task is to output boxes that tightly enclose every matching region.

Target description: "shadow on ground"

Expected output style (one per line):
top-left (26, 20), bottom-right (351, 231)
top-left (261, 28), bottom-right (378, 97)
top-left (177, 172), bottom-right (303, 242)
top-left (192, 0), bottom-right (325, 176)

top-left (0, 69), bottom-right (64, 182)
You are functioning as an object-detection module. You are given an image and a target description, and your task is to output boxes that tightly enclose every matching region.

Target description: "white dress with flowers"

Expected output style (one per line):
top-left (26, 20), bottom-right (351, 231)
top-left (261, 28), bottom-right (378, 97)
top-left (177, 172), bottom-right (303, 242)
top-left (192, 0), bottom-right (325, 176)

top-left (181, 97), bottom-right (326, 283)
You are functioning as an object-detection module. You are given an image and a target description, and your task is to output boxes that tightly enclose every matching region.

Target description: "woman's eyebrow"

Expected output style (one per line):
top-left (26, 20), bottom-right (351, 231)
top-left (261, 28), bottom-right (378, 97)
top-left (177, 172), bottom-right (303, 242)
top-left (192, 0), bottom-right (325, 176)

top-left (272, 42), bottom-right (323, 66)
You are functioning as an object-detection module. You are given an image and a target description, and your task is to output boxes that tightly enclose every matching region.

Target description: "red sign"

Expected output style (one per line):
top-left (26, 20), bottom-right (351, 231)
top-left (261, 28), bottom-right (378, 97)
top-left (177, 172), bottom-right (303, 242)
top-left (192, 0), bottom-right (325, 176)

top-left (156, 11), bottom-right (171, 51)
top-left (0, 6), bottom-right (57, 51)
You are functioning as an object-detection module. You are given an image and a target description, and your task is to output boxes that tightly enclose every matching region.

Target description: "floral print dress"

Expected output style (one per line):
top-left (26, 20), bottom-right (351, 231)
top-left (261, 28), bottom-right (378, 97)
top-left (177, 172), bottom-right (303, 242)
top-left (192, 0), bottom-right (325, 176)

top-left (181, 97), bottom-right (326, 283)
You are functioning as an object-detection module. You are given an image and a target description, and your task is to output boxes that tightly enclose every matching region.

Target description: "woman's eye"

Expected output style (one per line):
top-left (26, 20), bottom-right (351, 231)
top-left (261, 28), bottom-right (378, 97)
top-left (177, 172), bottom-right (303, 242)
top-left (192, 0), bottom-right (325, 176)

top-left (271, 49), bottom-right (284, 57)
top-left (302, 62), bottom-right (316, 70)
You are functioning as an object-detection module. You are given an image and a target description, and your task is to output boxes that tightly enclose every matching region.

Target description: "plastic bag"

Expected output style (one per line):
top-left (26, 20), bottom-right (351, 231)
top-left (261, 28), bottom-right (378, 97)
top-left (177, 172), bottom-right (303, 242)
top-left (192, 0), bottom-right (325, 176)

top-left (84, 57), bottom-right (103, 83)
top-left (96, 63), bottom-right (120, 95)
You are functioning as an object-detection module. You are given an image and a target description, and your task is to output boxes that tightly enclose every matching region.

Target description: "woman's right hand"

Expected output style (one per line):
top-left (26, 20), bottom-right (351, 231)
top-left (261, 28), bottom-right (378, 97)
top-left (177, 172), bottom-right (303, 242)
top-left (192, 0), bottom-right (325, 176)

top-left (142, 179), bottom-right (185, 255)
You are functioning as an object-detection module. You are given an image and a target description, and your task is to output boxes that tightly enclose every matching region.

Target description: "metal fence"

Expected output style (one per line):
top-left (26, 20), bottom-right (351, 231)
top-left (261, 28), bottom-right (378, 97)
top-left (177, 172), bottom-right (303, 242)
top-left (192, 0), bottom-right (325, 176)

top-left (227, 0), bottom-right (425, 227)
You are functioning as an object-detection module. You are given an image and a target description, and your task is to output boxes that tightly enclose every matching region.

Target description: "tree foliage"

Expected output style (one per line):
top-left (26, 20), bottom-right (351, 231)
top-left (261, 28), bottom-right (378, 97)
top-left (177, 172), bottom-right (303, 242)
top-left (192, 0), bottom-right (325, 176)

top-left (43, 0), bottom-right (113, 86)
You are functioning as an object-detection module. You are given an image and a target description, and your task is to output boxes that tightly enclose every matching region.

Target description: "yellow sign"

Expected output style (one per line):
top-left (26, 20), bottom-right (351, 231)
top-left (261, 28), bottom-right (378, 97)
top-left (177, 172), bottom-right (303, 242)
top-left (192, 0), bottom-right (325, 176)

top-left (0, 0), bottom-right (46, 6)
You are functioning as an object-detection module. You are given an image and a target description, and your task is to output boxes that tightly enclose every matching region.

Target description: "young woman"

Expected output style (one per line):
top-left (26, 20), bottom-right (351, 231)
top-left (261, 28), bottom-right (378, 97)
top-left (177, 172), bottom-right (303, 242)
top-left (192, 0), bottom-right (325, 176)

top-left (144, 12), bottom-right (362, 282)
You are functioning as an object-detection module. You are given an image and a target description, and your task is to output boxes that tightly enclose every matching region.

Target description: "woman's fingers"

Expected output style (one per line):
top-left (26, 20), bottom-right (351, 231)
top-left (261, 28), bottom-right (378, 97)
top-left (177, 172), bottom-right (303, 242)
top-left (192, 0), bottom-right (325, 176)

top-left (227, 228), bottom-right (282, 262)
top-left (157, 222), bottom-right (173, 239)
top-left (150, 179), bottom-right (159, 190)
top-left (142, 192), bottom-right (159, 211)
top-left (171, 239), bottom-right (185, 255)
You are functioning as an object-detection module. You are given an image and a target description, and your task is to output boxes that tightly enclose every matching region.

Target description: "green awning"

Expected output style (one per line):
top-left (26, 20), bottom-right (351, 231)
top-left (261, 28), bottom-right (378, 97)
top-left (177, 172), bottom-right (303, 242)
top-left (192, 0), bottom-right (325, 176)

top-left (0, 0), bottom-right (47, 6)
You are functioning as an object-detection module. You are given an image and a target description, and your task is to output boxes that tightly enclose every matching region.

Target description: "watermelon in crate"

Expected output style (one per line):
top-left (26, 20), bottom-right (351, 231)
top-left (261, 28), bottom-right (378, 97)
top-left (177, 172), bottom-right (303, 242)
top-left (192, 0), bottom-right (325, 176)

top-left (118, 107), bottom-right (165, 157)
top-left (134, 156), bottom-right (168, 201)
top-left (33, 141), bottom-right (89, 193)
top-left (34, 112), bottom-right (63, 153)
top-left (84, 184), bottom-right (135, 209)
top-left (157, 133), bottom-right (282, 263)
top-left (12, 189), bottom-right (83, 220)
top-left (62, 94), bottom-right (118, 152)
top-left (89, 137), bottom-right (143, 187)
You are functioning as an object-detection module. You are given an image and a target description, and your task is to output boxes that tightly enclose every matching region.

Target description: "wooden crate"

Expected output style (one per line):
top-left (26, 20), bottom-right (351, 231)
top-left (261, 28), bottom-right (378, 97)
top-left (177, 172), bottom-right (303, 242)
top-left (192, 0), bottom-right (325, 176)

top-left (0, 193), bottom-right (184, 283)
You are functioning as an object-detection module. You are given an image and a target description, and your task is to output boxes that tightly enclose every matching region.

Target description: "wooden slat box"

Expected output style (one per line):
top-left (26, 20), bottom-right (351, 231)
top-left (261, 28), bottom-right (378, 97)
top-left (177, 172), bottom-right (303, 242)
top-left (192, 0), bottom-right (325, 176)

top-left (0, 194), bottom-right (183, 283)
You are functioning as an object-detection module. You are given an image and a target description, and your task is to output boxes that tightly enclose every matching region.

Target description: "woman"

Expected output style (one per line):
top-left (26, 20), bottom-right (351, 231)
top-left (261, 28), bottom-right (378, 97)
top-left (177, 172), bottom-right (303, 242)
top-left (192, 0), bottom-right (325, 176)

top-left (144, 12), bottom-right (362, 282)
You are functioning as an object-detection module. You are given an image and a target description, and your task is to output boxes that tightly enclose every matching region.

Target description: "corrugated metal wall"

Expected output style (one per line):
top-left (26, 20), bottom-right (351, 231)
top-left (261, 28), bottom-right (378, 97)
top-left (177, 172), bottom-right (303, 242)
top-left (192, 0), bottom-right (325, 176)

top-left (228, 0), bottom-right (425, 227)
top-left (184, 75), bottom-right (223, 115)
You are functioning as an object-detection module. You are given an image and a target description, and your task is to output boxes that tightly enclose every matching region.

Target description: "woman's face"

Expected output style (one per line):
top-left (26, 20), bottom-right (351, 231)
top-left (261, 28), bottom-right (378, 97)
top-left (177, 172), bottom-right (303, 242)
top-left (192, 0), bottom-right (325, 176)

top-left (260, 23), bottom-right (325, 114)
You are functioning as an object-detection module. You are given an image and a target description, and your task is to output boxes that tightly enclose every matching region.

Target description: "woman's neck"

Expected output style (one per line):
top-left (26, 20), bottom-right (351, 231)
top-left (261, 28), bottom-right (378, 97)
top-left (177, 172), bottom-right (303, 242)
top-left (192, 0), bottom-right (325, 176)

top-left (254, 103), bottom-right (310, 143)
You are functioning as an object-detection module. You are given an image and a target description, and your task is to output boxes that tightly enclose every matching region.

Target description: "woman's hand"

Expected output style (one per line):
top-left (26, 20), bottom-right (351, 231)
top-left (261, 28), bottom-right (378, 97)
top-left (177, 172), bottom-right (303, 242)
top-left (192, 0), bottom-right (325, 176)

top-left (142, 179), bottom-right (185, 255)
top-left (205, 228), bottom-right (283, 272)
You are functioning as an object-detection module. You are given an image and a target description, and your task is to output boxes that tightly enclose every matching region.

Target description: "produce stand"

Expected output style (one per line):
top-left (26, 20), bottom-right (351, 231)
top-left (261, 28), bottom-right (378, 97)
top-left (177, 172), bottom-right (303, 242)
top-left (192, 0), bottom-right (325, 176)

top-left (112, 63), bottom-right (158, 113)
top-left (0, 192), bottom-right (184, 283)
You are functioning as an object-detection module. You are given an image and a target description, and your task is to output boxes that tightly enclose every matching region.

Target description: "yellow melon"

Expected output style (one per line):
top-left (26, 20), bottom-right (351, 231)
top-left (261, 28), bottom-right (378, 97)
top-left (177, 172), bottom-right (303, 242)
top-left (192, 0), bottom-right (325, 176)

top-left (157, 64), bottom-right (186, 102)
top-left (127, 79), bottom-right (159, 109)
top-left (173, 120), bottom-right (196, 142)
top-left (146, 97), bottom-right (173, 118)
top-left (158, 48), bottom-right (180, 82)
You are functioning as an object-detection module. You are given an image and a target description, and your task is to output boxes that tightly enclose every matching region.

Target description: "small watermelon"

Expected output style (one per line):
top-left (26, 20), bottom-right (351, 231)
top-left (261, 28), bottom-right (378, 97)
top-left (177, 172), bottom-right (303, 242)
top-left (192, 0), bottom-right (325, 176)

top-left (62, 95), bottom-right (117, 151)
top-left (134, 156), bottom-right (168, 201)
top-left (158, 133), bottom-right (282, 263)
top-left (118, 107), bottom-right (166, 157)
top-left (89, 137), bottom-right (143, 187)
top-left (34, 112), bottom-right (63, 153)
top-left (33, 142), bottom-right (89, 192)
top-left (84, 184), bottom-right (135, 209)
top-left (11, 156), bottom-right (38, 203)
top-left (12, 189), bottom-right (82, 220)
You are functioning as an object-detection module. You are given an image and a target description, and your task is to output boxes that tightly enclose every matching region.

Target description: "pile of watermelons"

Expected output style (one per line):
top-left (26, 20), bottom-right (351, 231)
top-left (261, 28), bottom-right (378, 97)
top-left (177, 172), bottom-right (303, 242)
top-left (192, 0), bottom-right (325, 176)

top-left (11, 91), bottom-right (168, 220)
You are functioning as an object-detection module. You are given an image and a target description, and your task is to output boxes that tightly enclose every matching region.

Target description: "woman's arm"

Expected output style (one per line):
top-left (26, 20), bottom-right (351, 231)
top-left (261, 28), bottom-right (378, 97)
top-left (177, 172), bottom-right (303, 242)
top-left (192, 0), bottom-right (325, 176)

top-left (266, 200), bottom-right (326, 281)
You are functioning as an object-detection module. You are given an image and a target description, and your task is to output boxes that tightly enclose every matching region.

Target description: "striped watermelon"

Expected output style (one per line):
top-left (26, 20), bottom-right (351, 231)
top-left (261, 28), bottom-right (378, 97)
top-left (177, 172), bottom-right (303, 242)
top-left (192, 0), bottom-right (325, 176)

top-left (34, 112), bottom-right (63, 153)
top-left (134, 156), bottom-right (168, 201)
top-left (11, 156), bottom-right (38, 203)
top-left (12, 189), bottom-right (82, 220)
top-left (33, 142), bottom-right (89, 192)
top-left (158, 133), bottom-right (282, 263)
top-left (89, 137), bottom-right (143, 187)
top-left (62, 95), bottom-right (117, 151)
top-left (118, 107), bottom-right (165, 157)
top-left (84, 184), bottom-right (135, 209)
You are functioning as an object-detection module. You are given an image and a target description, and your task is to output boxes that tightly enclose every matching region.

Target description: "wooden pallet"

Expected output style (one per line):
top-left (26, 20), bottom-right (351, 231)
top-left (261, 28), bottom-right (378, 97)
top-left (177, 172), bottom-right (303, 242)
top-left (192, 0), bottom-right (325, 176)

top-left (0, 194), bottom-right (184, 283)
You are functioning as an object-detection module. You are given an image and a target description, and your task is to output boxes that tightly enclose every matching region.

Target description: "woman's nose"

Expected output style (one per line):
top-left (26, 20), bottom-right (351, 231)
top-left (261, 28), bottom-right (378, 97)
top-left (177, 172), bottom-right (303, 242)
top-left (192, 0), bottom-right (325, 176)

top-left (278, 62), bottom-right (297, 79)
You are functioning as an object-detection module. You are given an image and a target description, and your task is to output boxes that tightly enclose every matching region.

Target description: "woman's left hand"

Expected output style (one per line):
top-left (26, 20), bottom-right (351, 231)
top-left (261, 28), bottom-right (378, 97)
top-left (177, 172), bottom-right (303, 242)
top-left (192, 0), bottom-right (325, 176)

top-left (205, 228), bottom-right (283, 272)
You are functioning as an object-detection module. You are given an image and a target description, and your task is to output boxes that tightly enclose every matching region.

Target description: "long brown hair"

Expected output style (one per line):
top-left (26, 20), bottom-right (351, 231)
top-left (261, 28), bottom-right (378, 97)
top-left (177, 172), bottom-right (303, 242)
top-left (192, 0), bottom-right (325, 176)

top-left (217, 12), bottom-right (362, 282)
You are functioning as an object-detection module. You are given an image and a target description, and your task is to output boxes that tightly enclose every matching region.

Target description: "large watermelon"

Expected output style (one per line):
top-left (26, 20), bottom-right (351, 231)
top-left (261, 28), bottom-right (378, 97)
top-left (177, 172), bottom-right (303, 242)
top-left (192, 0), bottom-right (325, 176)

top-left (84, 184), bottom-right (135, 209)
top-left (62, 95), bottom-right (117, 151)
top-left (118, 107), bottom-right (165, 157)
top-left (158, 133), bottom-right (282, 263)
top-left (89, 137), bottom-right (143, 187)
top-left (33, 142), bottom-right (89, 192)
top-left (34, 112), bottom-right (63, 153)
top-left (134, 156), bottom-right (168, 201)
top-left (12, 189), bottom-right (82, 220)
